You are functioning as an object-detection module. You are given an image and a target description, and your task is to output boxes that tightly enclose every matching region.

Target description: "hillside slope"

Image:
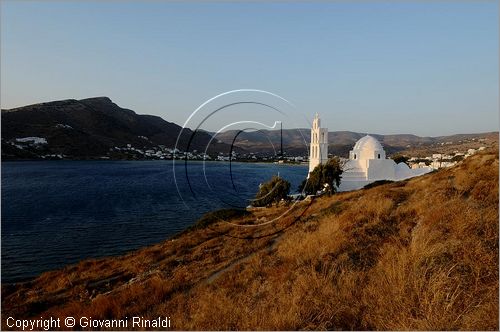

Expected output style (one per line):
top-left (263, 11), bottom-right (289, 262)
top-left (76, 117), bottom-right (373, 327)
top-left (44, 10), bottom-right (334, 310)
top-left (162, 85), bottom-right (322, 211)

top-left (2, 150), bottom-right (498, 330)
top-left (1, 97), bottom-right (230, 159)
top-left (3, 97), bottom-right (496, 160)
top-left (215, 128), bottom-right (498, 158)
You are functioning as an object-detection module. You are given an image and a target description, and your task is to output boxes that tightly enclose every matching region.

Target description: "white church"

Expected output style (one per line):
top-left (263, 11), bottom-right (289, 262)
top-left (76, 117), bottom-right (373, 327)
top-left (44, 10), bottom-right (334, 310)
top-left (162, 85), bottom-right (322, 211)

top-left (308, 114), bottom-right (431, 192)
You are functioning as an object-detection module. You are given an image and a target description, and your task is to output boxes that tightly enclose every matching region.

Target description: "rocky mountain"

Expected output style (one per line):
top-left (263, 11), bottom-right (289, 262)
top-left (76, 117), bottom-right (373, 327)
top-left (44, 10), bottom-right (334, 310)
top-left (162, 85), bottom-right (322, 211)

top-left (1, 97), bottom-right (231, 160)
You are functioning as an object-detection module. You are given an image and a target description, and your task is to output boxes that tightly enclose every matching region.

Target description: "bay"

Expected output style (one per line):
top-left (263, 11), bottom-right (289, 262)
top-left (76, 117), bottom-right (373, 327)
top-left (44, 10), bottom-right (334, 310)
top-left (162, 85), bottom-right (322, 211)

top-left (1, 160), bottom-right (307, 282)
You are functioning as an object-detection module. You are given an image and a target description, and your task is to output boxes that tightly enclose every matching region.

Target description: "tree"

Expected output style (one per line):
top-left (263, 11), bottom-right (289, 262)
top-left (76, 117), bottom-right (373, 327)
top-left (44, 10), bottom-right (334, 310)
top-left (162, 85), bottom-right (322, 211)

top-left (392, 154), bottom-right (409, 165)
top-left (252, 175), bottom-right (291, 207)
top-left (299, 157), bottom-right (343, 195)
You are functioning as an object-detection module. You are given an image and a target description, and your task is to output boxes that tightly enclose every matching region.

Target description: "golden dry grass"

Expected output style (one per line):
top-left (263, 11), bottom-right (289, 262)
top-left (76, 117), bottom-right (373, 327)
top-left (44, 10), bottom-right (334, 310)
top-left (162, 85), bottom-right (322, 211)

top-left (2, 149), bottom-right (498, 330)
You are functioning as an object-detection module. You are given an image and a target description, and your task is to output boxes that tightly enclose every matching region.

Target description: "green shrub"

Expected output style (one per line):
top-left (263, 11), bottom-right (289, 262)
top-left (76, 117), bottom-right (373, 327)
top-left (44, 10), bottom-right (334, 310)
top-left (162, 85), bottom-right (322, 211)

top-left (299, 157), bottom-right (343, 195)
top-left (392, 154), bottom-right (409, 165)
top-left (253, 175), bottom-right (291, 207)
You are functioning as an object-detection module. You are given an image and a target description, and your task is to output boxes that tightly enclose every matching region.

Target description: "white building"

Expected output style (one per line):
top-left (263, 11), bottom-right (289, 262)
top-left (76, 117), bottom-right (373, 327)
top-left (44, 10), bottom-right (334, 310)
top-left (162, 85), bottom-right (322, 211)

top-left (308, 113), bottom-right (328, 174)
top-left (432, 153), bottom-right (442, 159)
top-left (338, 135), bottom-right (431, 191)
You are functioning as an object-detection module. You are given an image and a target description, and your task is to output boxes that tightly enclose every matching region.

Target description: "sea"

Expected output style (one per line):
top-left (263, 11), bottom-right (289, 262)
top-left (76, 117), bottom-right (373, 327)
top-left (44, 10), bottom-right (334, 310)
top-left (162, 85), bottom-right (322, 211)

top-left (1, 160), bottom-right (308, 283)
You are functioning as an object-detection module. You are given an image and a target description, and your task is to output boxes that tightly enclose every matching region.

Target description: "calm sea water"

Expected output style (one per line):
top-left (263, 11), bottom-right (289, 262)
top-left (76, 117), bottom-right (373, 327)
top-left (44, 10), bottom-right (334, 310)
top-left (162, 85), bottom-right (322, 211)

top-left (1, 160), bottom-right (307, 283)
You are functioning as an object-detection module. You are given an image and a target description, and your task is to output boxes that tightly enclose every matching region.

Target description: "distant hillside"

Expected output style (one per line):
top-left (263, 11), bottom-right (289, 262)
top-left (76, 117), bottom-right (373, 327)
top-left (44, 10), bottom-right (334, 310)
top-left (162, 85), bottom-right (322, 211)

top-left (2, 97), bottom-right (497, 160)
top-left (2, 149), bottom-right (498, 330)
top-left (1, 97), bottom-right (231, 159)
top-left (214, 129), bottom-right (498, 157)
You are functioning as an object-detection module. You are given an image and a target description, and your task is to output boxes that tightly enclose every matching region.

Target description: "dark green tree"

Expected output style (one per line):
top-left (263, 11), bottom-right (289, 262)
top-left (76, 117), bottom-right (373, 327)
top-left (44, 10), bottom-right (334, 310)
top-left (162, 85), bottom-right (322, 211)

top-left (392, 154), bottom-right (409, 165)
top-left (299, 157), bottom-right (343, 195)
top-left (253, 175), bottom-right (291, 207)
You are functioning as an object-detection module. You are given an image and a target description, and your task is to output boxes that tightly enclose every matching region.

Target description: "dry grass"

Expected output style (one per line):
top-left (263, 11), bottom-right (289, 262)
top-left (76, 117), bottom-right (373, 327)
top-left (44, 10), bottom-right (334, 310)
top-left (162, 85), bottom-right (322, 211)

top-left (2, 149), bottom-right (498, 330)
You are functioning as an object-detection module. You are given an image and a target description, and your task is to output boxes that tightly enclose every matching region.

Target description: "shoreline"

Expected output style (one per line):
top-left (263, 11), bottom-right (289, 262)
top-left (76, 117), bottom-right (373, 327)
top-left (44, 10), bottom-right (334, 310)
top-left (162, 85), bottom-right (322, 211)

top-left (1, 159), bottom-right (310, 166)
top-left (2, 150), bottom-right (497, 330)
top-left (1, 222), bottom-right (193, 286)
top-left (1, 160), bottom-right (306, 284)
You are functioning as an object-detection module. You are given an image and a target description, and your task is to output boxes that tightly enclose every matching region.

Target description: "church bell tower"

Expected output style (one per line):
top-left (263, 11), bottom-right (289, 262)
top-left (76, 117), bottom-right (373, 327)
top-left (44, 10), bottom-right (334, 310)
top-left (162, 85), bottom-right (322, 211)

top-left (309, 113), bottom-right (328, 174)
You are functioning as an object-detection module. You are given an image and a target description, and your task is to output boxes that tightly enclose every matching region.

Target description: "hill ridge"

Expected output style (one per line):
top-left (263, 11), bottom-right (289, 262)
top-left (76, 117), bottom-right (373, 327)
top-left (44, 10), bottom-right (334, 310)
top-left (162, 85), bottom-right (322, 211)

top-left (1, 97), bottom-right (231, 159)
top-left (2, 97), bottom-right (497, 160)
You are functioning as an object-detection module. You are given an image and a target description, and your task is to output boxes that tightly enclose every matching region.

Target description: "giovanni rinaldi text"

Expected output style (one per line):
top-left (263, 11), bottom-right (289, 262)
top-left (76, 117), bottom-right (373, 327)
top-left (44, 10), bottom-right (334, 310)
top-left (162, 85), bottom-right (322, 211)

top-left (6, 316), bottom-right (172, 330)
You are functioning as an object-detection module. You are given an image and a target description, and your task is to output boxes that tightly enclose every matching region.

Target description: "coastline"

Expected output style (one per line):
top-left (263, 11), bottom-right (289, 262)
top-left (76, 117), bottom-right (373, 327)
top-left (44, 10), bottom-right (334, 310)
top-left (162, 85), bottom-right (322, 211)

top-left (2, 150), bottom-right (498, 330)
top-left (1, 158), bottom-right (309, 166)
top-left (1, 161), bottom-right (308, 283)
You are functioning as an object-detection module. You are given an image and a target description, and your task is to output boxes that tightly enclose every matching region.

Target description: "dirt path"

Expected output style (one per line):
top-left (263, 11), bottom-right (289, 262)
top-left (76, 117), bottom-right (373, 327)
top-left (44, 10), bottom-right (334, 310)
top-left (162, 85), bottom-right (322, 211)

top-left (204, 199), bottom-right (314, 284)
top-left (205, 234), bottom-right (283, 284)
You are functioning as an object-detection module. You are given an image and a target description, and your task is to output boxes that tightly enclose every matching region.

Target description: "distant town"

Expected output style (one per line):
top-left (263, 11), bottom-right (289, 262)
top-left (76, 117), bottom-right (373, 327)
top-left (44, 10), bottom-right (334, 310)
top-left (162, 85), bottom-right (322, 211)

top-left (3, 134), bottom-right (491, 171)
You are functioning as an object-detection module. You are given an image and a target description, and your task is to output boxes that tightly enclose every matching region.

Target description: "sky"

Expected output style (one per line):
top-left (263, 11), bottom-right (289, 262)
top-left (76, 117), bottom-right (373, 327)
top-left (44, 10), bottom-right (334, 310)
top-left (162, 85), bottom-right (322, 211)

top-left (1, 1), bottom-right (498, 136)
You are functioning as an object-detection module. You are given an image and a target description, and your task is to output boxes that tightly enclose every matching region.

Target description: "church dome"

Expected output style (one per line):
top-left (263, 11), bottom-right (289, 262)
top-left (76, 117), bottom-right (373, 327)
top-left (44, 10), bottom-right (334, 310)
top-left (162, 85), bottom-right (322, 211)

top-left (353, 135), bottom-right (384, 152)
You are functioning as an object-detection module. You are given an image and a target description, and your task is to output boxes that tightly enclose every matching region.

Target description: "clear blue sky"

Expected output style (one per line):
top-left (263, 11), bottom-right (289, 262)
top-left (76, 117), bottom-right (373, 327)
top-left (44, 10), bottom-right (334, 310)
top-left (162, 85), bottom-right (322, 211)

top-left (1, 1), bottom-right (498, 136)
